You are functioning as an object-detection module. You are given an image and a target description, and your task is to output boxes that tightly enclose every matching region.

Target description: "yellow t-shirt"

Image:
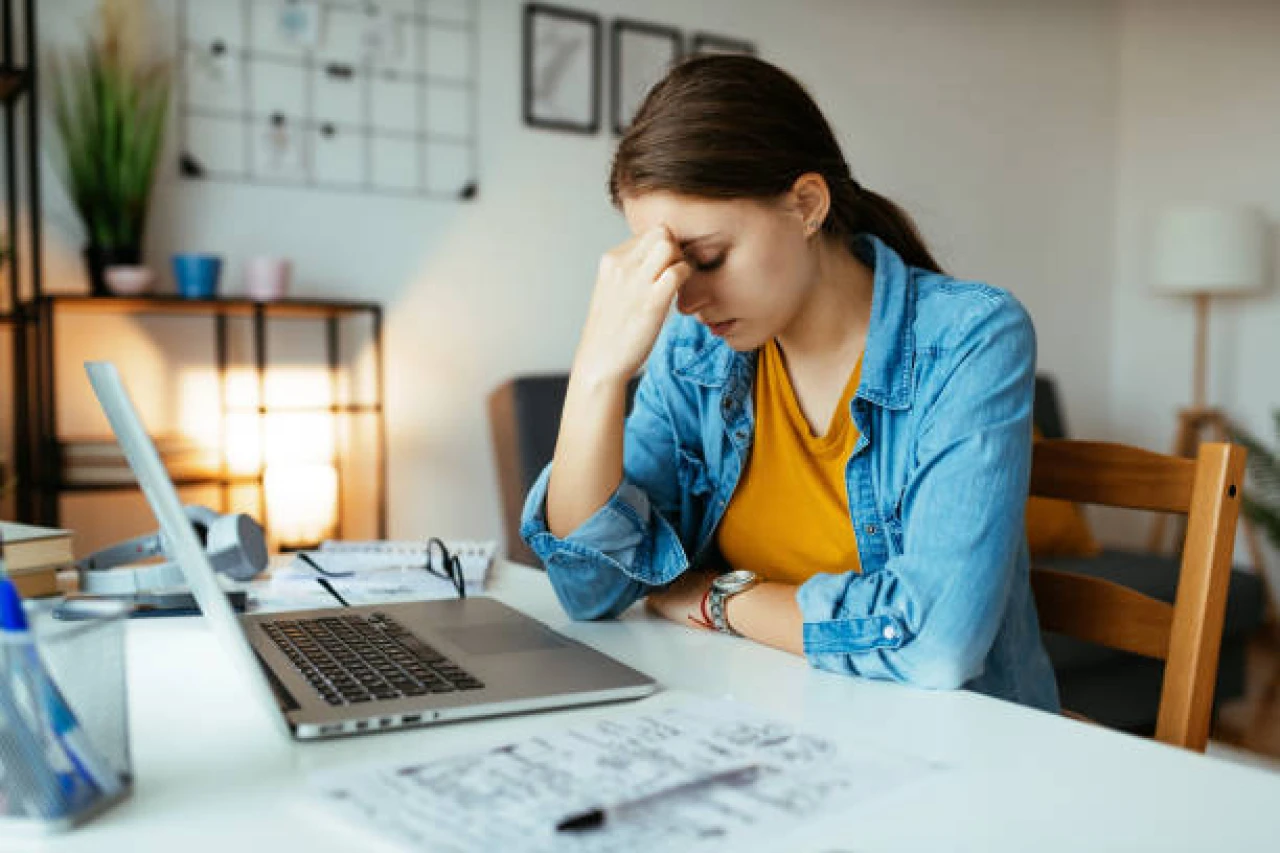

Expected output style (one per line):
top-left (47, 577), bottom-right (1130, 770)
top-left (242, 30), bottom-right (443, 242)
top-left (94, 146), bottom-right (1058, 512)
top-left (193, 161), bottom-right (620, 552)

top-left (716, 340), bottom-right (863, 585)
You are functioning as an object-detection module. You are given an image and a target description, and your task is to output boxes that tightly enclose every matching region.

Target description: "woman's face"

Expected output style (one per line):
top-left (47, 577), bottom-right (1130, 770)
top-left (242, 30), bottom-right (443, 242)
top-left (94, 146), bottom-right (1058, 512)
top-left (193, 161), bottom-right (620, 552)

top-left (621, 190), bottom-right (816, 352)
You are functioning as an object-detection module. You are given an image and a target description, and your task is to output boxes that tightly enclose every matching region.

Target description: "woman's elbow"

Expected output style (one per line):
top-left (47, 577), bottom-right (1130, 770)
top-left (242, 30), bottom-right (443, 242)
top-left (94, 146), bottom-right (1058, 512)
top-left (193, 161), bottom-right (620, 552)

top-left (546, 562), bottom-right (642, 621)
top-left (897, 634), bottom-right (988, 690)
top-left (903, 655), bottom-right (979, 690)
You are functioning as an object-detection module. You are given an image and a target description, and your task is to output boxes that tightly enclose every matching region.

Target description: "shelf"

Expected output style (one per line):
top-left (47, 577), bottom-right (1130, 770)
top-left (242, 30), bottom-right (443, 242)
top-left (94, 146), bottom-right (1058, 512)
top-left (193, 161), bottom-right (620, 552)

top-left (225, 404), bottom-right (383, 415)
top-left (52, 474), bottom-right (263, 493)
top-left (0, 66), bottom-right (27, 104)
top-left (41, 294), bottom-right (381, 320)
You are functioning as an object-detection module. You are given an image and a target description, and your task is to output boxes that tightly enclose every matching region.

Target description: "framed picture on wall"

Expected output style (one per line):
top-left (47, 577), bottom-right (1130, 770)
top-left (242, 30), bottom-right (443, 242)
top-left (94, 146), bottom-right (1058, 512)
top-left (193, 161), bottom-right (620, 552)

top-left (611, 19), bottom-right (682, 135)
top-left (523, 3), bottom-right (602, 134)
top-left (690, 33), bottom-right (756, 57)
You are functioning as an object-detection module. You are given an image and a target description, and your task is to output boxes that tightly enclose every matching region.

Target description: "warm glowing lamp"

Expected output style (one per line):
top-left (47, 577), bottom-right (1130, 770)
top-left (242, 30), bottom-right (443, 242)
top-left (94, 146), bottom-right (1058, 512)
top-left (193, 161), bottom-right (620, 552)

top-left (1147, 204), bottom-right (1271, 563)
top-left (264, 462), bottom-right (338, 550)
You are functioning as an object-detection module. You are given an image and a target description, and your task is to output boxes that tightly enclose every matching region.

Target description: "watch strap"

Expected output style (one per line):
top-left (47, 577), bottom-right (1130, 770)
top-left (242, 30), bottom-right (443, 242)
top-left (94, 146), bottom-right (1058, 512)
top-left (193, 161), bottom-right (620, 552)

top-left (708, 582), bottom-right (749, 636)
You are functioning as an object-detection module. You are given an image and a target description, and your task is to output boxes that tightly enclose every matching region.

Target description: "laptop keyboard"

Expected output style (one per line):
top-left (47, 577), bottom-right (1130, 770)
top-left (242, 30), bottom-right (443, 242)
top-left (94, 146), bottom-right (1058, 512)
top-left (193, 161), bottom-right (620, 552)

top-left (261, 611), bottom-right (484, 706)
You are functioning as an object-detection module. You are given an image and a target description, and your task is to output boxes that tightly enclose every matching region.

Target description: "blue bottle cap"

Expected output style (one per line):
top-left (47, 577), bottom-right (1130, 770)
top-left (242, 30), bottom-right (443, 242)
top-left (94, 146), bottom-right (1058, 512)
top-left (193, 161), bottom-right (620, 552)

top-left (0, 576), bottom-right (29, 631)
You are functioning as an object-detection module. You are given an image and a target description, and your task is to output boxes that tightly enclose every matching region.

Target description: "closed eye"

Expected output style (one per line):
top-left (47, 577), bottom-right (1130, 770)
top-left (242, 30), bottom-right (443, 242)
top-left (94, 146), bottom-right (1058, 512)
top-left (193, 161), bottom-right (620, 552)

top-left (691, 254), bottom-right (725, 272)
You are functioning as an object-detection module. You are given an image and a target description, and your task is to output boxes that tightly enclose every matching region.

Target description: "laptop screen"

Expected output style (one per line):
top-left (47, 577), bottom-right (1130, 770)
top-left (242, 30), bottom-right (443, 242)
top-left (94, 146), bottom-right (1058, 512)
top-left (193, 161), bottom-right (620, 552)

top-left (85, 361), bottom-right (290, 738)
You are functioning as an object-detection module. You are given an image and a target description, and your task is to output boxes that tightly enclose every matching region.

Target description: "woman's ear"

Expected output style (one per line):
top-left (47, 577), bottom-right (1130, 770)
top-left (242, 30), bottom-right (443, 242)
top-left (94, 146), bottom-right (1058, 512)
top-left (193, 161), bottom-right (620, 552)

top-left (791, 172), bottom-right (831, 237)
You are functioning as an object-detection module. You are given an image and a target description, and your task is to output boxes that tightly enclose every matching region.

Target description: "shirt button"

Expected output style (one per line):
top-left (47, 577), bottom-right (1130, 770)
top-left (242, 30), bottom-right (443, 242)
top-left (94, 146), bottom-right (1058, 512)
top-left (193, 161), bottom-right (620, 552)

top-left (865, 524), bottom-right (877, 535)
top-left (882, 625), bottom-right (898, 640)
top-left (721, 398), bottom-right (733, 413)
top-left (734, 429), bottom-right (749, 442)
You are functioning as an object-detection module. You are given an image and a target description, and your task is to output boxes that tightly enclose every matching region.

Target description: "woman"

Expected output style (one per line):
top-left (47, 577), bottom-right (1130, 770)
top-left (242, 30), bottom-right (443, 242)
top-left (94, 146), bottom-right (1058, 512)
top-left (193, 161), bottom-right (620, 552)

top-left (519, 54), bottom-right (1059, 711)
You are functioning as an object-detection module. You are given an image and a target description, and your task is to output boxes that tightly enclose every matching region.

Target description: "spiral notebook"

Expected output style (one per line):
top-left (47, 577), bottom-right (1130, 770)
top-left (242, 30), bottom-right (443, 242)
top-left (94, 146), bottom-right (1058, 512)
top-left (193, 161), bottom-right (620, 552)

top-left (317, 540), bottom-right (496, 585)
top-left (251, 540), bottom-right (497, 613)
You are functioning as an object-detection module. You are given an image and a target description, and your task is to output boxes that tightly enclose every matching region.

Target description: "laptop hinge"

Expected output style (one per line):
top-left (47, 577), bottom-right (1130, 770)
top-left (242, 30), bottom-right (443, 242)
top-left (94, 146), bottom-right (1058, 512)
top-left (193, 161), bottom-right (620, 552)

top-left (254, 650), bottom-right (301, 712)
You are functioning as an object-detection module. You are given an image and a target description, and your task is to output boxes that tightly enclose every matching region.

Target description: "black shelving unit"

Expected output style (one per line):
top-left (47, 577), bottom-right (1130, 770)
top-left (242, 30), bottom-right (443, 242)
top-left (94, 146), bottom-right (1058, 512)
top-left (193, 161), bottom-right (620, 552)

top-left (1, 1), bottom-right (387, 545)
top-left (0, 0), bottom-right (41, 524)
top-left (27, 295), bottom-right (387, 544)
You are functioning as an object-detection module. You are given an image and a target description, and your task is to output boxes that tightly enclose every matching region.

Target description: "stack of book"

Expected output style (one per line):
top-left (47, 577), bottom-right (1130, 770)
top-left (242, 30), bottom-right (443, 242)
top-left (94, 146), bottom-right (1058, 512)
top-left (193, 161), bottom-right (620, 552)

top-left (61, 436), bottom-right (221, 486)
top-left (0, 521), bottom-right (73, 598)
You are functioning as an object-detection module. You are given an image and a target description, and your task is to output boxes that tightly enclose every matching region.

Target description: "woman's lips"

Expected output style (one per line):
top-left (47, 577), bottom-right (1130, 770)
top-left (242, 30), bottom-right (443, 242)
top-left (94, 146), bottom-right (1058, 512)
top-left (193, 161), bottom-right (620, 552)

top-left (707, 319), bottom-right (737, 337)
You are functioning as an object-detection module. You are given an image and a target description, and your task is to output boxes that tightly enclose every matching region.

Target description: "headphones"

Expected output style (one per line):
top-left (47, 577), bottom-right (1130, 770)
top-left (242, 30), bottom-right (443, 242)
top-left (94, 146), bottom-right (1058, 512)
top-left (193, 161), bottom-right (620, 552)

top-left (77, 505), bottom-right (268, 595)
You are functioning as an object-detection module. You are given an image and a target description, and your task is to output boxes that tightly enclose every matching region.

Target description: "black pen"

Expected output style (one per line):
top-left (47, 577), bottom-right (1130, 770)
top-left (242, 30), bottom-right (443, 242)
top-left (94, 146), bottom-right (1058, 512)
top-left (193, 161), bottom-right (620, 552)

top-left (555, 763), bottom-right (762, 832)
top-left (296, 551), bottom-right (354, 578)
top-left (316, 577), bottom-right (350, 607)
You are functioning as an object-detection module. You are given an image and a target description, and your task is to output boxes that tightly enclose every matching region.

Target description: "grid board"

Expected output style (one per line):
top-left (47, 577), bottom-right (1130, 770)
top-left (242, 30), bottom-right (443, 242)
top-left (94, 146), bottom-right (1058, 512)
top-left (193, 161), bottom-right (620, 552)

top-left (177, 0), bottom-right (478, 200)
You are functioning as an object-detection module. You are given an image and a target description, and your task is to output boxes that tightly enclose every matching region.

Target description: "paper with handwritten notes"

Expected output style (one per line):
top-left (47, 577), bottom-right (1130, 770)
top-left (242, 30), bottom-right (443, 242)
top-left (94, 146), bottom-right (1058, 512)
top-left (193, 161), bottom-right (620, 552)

top-left (307, 697), bottom-right (938, 852)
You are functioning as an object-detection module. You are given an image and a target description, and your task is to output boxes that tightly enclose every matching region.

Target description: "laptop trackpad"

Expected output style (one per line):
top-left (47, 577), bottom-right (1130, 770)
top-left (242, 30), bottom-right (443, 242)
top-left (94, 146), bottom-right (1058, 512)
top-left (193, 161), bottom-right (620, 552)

top-left (441, 622), bottom-right (569, 656)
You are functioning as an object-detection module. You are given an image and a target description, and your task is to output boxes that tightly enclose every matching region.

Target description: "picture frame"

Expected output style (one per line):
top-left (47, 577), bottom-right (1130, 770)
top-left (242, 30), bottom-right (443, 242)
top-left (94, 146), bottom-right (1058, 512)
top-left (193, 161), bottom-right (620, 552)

top-left (523, 3), bottom-right (602, 134)
top-left (690, 33), bottom-right (757, 57)
top-left (611, 19), bottom-right (682, 135)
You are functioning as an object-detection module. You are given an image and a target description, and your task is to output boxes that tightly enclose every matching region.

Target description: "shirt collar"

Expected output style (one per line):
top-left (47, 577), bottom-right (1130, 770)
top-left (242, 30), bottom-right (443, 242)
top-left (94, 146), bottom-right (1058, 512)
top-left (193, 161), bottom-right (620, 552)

top-left (854, 233), bottom-right (915, 411)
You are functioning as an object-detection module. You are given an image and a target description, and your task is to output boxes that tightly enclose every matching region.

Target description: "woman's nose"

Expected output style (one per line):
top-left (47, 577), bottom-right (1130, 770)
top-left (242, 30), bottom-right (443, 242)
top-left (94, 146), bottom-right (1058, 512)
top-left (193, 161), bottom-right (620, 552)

top-left (676, 275), bottom-right (710, 316)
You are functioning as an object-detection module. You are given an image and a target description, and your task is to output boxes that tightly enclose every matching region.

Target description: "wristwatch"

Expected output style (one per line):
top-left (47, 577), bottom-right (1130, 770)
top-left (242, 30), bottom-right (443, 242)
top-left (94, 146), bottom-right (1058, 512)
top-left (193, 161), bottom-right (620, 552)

top-left (707, 569), bottom-right (760, 636)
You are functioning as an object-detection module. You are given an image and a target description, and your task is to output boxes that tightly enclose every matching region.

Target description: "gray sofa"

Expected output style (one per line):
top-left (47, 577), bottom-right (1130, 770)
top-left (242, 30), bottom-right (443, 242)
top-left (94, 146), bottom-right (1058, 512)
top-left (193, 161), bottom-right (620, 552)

top-left (489, 373), bottom-right (1267, 729)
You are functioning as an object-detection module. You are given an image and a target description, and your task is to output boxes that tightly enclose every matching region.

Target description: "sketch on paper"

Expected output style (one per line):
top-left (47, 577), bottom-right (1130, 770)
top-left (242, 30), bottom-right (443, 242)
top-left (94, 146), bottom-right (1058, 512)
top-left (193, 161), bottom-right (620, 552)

top-left (310, 698), bottom-right (940, 852)
top-left (523, 4), bottom-right (601, 134)
top-left (610, 19), bottom-right (681, 136)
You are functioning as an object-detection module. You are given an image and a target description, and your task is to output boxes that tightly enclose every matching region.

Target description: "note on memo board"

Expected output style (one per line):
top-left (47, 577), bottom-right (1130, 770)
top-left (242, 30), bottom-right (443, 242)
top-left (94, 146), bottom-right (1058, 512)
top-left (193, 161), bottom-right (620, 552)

top-left (177, 0), bottom-right (479, 200)
top-left (308, 696), bottom-right (941, 852)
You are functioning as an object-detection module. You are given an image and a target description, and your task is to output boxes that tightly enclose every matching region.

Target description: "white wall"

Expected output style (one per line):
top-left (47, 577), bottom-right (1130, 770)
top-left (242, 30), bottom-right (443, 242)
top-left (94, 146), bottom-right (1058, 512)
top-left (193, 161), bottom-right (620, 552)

top-left (1110, 0), bottom-right (1280, 583)
top-left (34, 0), bottom-right (1120, 554)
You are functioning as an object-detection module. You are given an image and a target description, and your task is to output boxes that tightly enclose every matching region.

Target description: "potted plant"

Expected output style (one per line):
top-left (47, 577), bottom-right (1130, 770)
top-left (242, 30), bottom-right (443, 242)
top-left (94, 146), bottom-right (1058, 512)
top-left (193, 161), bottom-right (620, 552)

top-left (47, 0), bottom-right (170, 296)
top-left (1232, 413), bottom-right (1280, 554)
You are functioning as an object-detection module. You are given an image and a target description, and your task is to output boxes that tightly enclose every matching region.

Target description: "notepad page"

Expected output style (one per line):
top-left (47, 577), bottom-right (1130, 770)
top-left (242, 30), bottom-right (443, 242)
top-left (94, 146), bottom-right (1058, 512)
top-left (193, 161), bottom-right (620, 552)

top-left (307, 697), bottom-right (939, 853)
top-left (318, 540), bottom-right (495, 584)
top-left (246, 541), bottom-right (497, 613)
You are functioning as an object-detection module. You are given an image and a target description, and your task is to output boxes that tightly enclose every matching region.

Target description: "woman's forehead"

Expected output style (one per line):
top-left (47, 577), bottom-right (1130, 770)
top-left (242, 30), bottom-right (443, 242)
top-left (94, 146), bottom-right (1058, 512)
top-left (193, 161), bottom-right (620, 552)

top-left (621, 191), bottom-right (761, 238)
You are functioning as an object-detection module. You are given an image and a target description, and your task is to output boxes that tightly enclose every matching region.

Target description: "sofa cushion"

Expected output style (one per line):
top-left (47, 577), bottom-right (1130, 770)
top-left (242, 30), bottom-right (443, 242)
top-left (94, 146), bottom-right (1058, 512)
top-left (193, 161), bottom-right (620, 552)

top-left (1026, 427), bottom-right (1103, 559)
top-left (1037, 548), bottom-right (1266, 672)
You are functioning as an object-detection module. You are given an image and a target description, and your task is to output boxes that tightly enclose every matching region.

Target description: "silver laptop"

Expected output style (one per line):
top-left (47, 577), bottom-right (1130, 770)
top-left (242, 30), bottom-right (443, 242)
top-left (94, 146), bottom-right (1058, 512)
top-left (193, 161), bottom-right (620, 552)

top-left (85, 361), bottom-right (656, 740)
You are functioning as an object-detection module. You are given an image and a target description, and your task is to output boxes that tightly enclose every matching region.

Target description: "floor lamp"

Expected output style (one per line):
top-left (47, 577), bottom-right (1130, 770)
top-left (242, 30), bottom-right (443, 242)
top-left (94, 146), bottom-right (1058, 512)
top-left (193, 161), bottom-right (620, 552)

top-left (1150, 204), bottom-right (1280, 748)
top-left (1146, 203), bottom-right (1272, 582)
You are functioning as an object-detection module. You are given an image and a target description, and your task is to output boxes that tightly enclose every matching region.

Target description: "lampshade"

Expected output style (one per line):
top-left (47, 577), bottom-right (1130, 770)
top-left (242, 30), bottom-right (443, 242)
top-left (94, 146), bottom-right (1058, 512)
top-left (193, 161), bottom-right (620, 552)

top-left (1152, 205), bottom-right (1270, 296)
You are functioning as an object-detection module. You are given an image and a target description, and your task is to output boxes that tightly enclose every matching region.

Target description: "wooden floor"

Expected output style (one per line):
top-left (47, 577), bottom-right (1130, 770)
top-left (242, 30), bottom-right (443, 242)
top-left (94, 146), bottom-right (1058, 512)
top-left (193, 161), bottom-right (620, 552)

top-left (1214, 629), bottom-right (1280, 760)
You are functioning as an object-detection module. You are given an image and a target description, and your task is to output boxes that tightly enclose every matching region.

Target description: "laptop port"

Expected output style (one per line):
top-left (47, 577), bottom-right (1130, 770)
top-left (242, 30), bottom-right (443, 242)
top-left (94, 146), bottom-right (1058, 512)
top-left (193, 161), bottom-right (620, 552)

top-left (355, 720), bottom-right (368, 731)
top-left (379, 717), bottom-right (394, 727)
top-left (402, 714), bottom-right (421, 724)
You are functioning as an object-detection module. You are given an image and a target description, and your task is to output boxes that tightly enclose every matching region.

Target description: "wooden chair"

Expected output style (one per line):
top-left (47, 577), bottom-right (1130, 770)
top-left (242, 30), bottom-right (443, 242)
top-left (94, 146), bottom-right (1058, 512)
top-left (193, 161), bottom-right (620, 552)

top-left (1029, 439), bottom-right (1246, 752)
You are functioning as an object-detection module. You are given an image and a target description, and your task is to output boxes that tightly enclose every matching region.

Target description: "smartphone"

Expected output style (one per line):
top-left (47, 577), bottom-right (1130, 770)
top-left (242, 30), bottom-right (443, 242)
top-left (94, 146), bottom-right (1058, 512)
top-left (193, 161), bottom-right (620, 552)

top-left (54, 590), bottom-right (248, 620)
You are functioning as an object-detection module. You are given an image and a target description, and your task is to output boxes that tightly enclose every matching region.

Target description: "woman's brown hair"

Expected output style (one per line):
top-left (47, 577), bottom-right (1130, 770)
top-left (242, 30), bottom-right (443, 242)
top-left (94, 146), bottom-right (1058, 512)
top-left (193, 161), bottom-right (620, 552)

top-left (609, 54), bottom-right (943, 274)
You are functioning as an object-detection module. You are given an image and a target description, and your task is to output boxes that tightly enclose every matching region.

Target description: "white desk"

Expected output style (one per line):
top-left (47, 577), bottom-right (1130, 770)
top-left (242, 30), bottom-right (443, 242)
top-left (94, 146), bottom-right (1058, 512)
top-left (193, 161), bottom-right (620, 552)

top-left (34, 562), bottom-right (1280, 852)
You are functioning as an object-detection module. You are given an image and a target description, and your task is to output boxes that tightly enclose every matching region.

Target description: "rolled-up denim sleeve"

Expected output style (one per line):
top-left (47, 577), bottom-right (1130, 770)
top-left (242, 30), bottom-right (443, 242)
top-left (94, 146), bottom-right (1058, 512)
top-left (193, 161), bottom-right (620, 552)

top-left (520, 335), bottom-right (694, 621)
top-left (797, 294), bottom-right (1036, 689)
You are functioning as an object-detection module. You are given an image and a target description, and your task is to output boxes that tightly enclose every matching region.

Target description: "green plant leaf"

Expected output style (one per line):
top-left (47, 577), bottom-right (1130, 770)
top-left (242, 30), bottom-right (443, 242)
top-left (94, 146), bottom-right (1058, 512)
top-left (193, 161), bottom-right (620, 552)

top-left (1242, 494), bottom-right (1280, 552)
top-left (1229, 421), bottom-right (1280, 498)
top-left (44, 27), bottom-right (172, 253)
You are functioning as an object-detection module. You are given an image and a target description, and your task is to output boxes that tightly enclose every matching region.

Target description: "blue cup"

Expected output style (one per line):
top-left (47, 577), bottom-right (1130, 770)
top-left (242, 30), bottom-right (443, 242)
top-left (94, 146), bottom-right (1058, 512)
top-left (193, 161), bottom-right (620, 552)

top-left (172, 253), bottom-right (222, 299)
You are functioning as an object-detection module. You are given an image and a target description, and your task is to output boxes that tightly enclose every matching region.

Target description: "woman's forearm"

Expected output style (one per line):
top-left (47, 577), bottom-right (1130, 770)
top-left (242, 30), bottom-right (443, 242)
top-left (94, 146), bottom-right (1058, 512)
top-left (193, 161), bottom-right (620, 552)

top-left (545, 371), bottom-right (631, 539)
top-left (725, 582), bottom-right (805, 656)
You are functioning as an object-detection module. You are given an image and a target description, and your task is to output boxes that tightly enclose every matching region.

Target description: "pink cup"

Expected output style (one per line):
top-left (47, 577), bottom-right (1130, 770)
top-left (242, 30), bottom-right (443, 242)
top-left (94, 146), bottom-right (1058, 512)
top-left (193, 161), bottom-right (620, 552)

top-left (244, 257), bottom-right (292, 300)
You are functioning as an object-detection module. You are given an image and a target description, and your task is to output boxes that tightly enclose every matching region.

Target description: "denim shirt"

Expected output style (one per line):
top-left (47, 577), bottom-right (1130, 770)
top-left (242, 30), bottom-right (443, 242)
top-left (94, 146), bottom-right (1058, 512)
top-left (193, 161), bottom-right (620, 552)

top-left (521, 234), bottom-right (1060, 713)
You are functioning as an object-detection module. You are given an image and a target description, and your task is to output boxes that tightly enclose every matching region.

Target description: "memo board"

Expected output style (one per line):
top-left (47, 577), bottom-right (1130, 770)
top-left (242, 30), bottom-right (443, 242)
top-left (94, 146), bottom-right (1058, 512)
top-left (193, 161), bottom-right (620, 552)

top-left (177, 0), bottom-right (479, 200)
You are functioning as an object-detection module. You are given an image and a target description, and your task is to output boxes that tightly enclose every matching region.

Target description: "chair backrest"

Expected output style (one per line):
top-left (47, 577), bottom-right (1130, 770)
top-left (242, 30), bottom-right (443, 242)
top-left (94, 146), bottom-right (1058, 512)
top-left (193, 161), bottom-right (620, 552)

top-left (1029, 438), bottom-right (1246, 751)
top-left (1033, 374), bottom-right (1069, 439)
top-left (488, 374), bottom-right (639, 565)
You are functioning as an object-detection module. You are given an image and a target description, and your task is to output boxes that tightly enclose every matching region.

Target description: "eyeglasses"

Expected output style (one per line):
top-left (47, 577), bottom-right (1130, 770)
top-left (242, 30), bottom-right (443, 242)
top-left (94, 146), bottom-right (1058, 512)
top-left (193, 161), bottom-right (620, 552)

top-left (424, 537), bottom-right (466, 600)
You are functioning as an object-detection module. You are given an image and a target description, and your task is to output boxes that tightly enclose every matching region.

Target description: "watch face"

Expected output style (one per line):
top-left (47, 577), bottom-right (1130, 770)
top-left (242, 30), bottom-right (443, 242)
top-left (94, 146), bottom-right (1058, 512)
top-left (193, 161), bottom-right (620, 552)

top-left (714, 569), bottom-right (759, 594)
